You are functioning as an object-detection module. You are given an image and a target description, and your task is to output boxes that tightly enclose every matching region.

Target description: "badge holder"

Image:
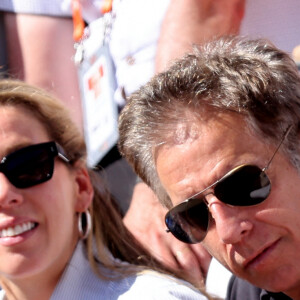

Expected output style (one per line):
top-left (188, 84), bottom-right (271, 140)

top-left (73, 4), bottom-right (118, 168)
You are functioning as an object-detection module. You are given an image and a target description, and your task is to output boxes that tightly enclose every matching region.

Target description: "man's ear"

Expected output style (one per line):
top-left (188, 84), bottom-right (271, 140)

top-left (73, 161), bottom-right (94, 212)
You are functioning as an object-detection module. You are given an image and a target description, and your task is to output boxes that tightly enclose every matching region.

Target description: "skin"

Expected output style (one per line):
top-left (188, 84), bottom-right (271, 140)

top-left (156, 0), bottom-right (245, 71)
top-left (156, 112), bottom-right (300, 299)
top-left (0, 106), bottom-right (93, 300)
top-left (3, 13), bottom-right (83, 131)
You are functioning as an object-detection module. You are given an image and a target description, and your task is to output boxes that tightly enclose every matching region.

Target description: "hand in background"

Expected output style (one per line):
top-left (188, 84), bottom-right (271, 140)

top-left (124, 182), bottom-right (212, 287)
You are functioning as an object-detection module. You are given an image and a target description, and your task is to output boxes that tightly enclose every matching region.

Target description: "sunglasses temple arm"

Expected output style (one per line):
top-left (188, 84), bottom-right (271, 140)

top-left (58, 153), bottom-right (70, 163)
top-left (55, 143), bottom-right (71, 163)
top-left (263, 125), bottom-right (292, 171)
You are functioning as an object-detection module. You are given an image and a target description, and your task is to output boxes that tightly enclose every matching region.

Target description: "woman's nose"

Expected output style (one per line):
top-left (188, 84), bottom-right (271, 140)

top-left (208, 200), bottom-right (253, 244)
top-left (0, 173), bottom-right (24, 209)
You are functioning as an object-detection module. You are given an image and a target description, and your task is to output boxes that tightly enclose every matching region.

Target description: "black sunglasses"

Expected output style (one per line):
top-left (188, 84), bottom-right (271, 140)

top-left (165, 126), bottom-right (292, 244)
top-left (0, 142), bottom-right (70, 189)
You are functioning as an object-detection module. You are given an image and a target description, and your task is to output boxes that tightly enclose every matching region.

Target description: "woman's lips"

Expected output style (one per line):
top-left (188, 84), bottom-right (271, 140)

top-left (0, 221), bottom-right (37, 238)
top-left (0, 221), bottom-right (38, 246)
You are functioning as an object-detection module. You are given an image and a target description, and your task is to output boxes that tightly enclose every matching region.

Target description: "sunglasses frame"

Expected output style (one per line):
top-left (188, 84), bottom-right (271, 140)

top-left (165, 125), bottom-right (293, 244)
top-left (0, 141), bottom-right (70, 189)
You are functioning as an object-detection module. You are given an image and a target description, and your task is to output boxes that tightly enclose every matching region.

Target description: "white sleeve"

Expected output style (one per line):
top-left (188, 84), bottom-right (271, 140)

top-left (206, 258), bottom-right (232, 299)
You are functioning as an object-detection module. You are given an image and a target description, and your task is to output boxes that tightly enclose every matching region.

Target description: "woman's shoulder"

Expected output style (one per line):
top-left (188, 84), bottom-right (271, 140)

top-left (52, 242), bottom-right (207, 299)
top-left (108, 271), bottom-right (208, 300)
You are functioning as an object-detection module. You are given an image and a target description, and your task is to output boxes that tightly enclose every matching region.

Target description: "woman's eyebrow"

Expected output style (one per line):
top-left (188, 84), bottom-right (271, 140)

top-left (0, 142), bottom-right (33, 159)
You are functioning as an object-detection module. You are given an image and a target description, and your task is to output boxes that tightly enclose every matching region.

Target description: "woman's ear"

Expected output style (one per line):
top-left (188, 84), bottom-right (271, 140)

top-left (73, 161), bottom-right (94, 212)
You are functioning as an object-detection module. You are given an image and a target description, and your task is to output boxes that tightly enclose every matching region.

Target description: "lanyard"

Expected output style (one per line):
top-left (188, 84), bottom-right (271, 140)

top-left (71, 0), bottom-right (114, 42)
top-left (101, 0), bottom-right (113, 14)
top-left (71, 0), bottom-right (85, 42)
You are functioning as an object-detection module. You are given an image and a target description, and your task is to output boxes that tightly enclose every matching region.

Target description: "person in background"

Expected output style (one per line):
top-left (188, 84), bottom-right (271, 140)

top-left (240, 0), bottom-right (300, 55)
top-left (118, 36), bottom-right (300, 299)
top-left (0, 78), bottom-right (211, 300)
top-left (0, 1), bottom-right (83, 130)
top-left (155, 0), bottom-right (245, 72)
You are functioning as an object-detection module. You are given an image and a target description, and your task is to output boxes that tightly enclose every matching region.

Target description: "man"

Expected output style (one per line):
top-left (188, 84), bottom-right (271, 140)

top-left (118, 36), bottom-right (300, 299)
top-left (123, 2), bottom-right (300, 294)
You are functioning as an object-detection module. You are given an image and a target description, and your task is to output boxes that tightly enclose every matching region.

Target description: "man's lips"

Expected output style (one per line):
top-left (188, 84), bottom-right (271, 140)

top-left (242, 239), bottom-right (280, 269)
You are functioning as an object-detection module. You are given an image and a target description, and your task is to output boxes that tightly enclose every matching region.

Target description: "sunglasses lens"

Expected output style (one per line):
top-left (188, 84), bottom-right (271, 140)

top-left (3, 143), bottom-right (56, 188)
top-left (214, 165), bottom-right (271, 206)
top-left (165, 197), bottom-right (209, 244)
top-left (165, 165), bottom-right (271, 244)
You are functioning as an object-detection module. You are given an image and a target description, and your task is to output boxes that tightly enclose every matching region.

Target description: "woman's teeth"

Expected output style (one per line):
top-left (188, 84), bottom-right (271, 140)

top-left (0, 222), bottom-right (36, 238)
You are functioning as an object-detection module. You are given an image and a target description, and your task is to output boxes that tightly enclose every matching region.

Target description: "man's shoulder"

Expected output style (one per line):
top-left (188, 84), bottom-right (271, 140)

top-left (226, 275), bottom-right (262, 300)
top-left (226, 276), bottom-right (293, 300)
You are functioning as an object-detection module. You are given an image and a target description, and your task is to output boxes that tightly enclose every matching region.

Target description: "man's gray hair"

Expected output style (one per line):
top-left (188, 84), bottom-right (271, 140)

top-left (118, 36), bottom-right (300, 207)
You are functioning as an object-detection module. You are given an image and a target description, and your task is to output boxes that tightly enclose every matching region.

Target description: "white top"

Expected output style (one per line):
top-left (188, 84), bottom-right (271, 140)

top-left (0, 241), bottom-right (208, 299)
top-left (0, 0), bottom-right (103, 21)
top-left (206, 258), bottom-right (233, 299)
top-left (240, 0), bottom-right (300, 54)
top-left (109, 0), bottom-right (170, 106)
top-left (0, 0), bottom-right (72, 16)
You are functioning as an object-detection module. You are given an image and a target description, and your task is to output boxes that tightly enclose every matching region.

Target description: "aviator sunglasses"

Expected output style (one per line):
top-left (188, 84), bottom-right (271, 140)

top-left (0, 142), bottom-right (70, 189)
top-left (165, 125), bottom-right (292, 244)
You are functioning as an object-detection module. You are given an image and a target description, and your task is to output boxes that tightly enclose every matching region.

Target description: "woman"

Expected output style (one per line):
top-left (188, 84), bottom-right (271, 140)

top-left (0, 79), bottom-right (209, 299)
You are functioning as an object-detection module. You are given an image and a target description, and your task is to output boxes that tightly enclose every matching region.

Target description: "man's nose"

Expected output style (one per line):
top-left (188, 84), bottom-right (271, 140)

top-left (208, 199), bottom-right (253, 244)
top-left (0, 173), bottom-right (24, 209)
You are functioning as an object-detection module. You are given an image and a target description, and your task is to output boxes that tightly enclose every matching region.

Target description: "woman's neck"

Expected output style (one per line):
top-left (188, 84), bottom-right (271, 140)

top-left (0, 238), bottom-right (79, 300)
top-left (0, 276), bottom-right (56, 300)
top-left (0, 243), bottom-right (77, 300)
